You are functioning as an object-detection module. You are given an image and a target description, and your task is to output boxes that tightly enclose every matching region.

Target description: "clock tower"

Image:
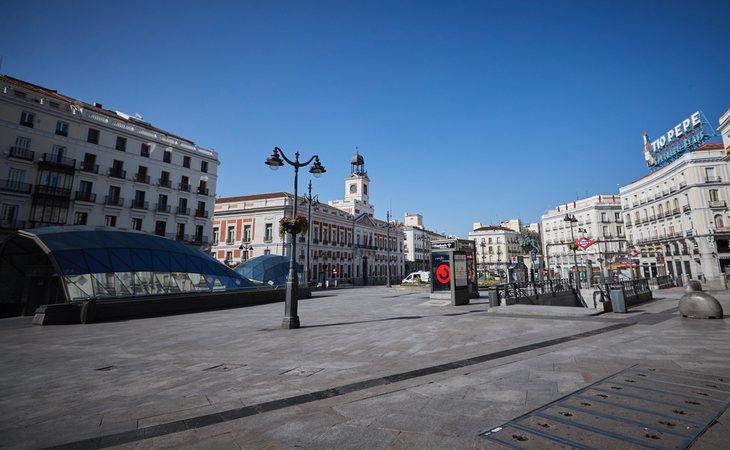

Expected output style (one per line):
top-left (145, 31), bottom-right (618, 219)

top-left (329, 151), bottom-right (374, 216)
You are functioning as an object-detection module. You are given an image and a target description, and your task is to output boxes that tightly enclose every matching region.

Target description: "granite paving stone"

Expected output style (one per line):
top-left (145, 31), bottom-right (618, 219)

top-left (1, 286), bottom-right (729, 449)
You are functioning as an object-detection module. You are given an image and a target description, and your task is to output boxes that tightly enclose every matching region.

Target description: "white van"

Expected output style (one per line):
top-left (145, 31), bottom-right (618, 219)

top-left (402, 271), bottom-right (430, 284)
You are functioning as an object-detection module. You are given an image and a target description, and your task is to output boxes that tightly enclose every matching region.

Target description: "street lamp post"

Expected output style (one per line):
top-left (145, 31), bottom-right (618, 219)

top-left (564, 213), bottom-right (581, 293)
top-left (265, 147), bottom-right (325, 329)
top-left (302, 180), bottom-right (319, 285)
top-left (386, 211), bottom-right (393, 287)
top-left (238, 244), bottom-right (253, 263)
top-left (479, 240), bottom-right (486, 279)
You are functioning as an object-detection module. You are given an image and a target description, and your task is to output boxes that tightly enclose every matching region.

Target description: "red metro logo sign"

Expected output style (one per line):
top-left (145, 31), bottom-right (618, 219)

top-left (575, 238), bottom-right (595, 250)
top-left (436, 264), bottom-right (451, 284)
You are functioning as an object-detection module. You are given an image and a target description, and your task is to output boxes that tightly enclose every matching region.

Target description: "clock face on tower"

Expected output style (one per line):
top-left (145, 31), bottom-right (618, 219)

top-left (350, 184), bottom-right (357, 193)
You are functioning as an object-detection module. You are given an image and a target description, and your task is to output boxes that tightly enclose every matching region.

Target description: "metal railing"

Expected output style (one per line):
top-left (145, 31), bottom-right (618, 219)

top-left (74, 191), bottom-right (96, 202)
top-left (9, 146), bottom-right (35, 161)
top-left (40, 153), bottom-right (76, 169)
top-left (0, 179), bottom-right (32, 194)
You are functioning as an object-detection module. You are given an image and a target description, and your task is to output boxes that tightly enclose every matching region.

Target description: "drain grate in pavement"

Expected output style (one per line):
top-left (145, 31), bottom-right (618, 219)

top-left (482, 365), bottom-right (730, 449)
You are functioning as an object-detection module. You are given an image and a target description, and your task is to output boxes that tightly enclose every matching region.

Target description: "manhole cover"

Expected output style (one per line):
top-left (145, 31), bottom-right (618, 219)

top-left (482, 365), bottom-right (730, 449)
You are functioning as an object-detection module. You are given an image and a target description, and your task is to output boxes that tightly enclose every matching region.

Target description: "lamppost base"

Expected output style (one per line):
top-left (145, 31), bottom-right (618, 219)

top-left (281, 316), bottom-right (300, 329)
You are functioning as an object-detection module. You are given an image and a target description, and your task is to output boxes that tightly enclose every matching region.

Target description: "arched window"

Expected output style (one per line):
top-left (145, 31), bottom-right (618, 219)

top-left (715, 215), bottom-right (724, 229)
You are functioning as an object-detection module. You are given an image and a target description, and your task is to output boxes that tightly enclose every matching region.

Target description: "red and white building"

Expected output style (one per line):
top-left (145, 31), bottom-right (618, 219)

top-left (211, 153), bottom-right (405, 285)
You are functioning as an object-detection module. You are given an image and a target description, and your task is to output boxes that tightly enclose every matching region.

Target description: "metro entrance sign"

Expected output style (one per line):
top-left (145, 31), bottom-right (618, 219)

top-left (575, 237), bottom-right (595, 250)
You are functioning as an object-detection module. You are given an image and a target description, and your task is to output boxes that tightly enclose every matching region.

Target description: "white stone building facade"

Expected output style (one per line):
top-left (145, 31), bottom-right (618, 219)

top-left (0, 75), bottom-right (218, 244)
top-left (620, 142), bottom-right (730, 288)
top-left (402, 213), bottom-right (447, 273)
top-left (541, 195), bottom-right (625, 281)
top-left (468, 224), bottom-right (521, 277)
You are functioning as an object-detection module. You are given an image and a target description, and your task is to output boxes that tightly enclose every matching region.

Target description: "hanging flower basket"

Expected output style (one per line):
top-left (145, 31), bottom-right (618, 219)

top-left (279, 215), bottom-right (308, 237)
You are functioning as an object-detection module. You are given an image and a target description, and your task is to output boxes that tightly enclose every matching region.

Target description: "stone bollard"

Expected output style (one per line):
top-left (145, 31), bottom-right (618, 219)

top-left (679, 282), bottom-right (724, 319)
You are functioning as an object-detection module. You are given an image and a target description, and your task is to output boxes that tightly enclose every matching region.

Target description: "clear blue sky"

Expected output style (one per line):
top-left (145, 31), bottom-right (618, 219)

top-left (3, 1), bottom-right (729, 238)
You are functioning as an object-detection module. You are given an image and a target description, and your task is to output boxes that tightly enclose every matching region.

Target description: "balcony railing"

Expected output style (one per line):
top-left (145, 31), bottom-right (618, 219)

top-left (108, 168), bottom-right (127, 179)
top-left (705, 176), bottom-right (722, 183)
top-left (74, 191), bottom-right (97, 202)
top-left (158, 178), bottom-right (172, 188)
top-left (0, 219), bottom-right (26, 229)
top-left (9, 146), bottom-right (35, 161)
top-left (176, 207), bottom-right (191, 216)
top-left (0, 179), bottom-right (32, 194)
top-left (194, 209), bottom-right (208, 218)
top-left (134, 174), bottom-right (151, 184)
top-left (155, 204), bottom-right (171, 213)
top-left (104, 196), bottom-right (125, 206)
top-left (80, 162), bottom-right (99, 174)
top-left (179, 183), bottom-right (191, 192)
top-left (40, 153), bottom-right (76, 169)
top-left (679, 181), bottom-right (687, 189)
top-left (709, 200), bottom-right (727, 208)
top-left (197, 187), bottom-right (209, 196)
top-left (682, 205), bottom-right (691, 212)
top-left (34, 185), bottom-right (71, 197)
top-left (130, 200), bottom-right (149, 210)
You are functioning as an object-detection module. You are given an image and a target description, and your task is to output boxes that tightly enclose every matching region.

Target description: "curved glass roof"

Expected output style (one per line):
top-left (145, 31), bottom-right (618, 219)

top-left (15, 226), bottom-right (255, 301)
top-left (234, 254), bottom-right (302, 285)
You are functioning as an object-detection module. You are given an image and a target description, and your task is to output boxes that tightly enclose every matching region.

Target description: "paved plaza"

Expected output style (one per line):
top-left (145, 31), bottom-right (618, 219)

top-left (1, 286), bottom-right (729, 449)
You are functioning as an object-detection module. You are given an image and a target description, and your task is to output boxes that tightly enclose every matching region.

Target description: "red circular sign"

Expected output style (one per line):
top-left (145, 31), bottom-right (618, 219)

top-left (436, 264), bottom-right (451, 284)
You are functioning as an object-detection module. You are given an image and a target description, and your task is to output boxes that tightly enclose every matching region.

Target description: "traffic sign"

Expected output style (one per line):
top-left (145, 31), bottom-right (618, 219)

top-left (575, 237), bottom-right (595, 250)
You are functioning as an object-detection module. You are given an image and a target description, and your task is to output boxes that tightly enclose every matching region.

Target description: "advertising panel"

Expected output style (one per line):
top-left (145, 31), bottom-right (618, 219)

top-left (454, 254), bottom-right (467, 287)
top-left (432, 252), bottom-right (451, 291)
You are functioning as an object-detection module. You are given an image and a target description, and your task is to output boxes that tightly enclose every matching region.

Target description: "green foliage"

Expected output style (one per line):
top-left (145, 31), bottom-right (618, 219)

top-left (279, 215), bottom-right (308, 237)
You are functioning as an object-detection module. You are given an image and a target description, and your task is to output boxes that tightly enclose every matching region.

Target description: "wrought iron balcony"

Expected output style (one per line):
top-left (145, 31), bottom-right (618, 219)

top-left (0, 219), bottom-right (26, 229)
top-left (194, 209), bottom-right (208, 218)
top-left (9, 146), bottom-right (34, 161)
top-left (0, 179), bottom-right (32, 194)
top-left (130, 200), bottom-right (149, 210)
top-left (74, 191), bottom-right (97, 202)
top-left (158, 178), bottom-right (172, 188)
top-left (104, 196), bottom-right (125, 207)
top-left (80, 162), bottom-right (99, 173)
top-left (108, 168), bottom-right (127, 179)
top-left (705, 176), bottom-right (722, 183)
top-left (179, 183), bottom-right (191, 192)
top-left (134, 174), bottom-right (151, 184)
top-left (155, 204), bottom-right (171, 213)
top-left (34, 185), bottom-right (71, 197)
top-left (197, 186), bottom-right (209, 196)
top-left (709, 200), bottom-right (727, 208)
top-left (176, 207), bottom-right (191, 216)
top-left (40, 153), bottom-right (76, 170)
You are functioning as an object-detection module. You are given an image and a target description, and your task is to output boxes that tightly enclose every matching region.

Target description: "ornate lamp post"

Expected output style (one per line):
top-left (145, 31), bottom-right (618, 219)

top-left (479, 239), bottom-right (486, 279)
top-left (238, 243), bottom-right (254, 263)
top-left (302, 180), bottom-right (319, 284)
top-left (564, 213), bottom-right (581, 293)
top-left (265, 147), bottom-right (325, 329)
top-left (386, 210), bottom-right (392, 288)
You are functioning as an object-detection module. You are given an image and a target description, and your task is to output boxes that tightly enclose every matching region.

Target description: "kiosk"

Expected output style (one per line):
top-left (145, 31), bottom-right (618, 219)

top-left (430, 239), bottom-right (478, 305)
